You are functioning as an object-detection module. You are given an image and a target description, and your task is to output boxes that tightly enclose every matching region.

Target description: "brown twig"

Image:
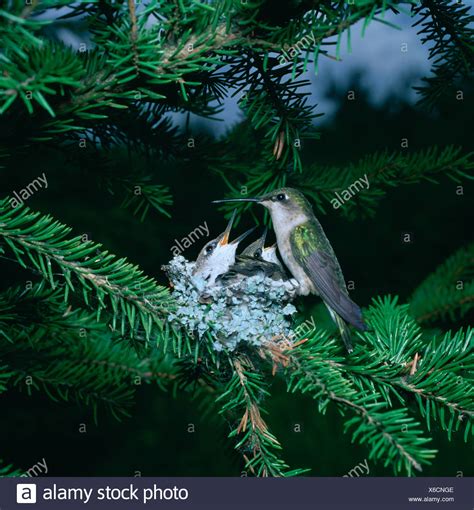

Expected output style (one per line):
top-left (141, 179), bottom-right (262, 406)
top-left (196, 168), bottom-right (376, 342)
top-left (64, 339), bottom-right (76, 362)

top-left (232, 356), bottom-right (281, 476)
top-left (128, 0), bottom-right (139, 71)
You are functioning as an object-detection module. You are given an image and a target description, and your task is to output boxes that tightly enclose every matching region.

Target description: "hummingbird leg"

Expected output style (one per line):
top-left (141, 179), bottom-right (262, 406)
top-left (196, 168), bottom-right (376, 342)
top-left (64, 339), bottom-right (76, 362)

top-left (281, 279), bottom-right (299, 298)
top-left (288, 278), bottom-right (300, 290)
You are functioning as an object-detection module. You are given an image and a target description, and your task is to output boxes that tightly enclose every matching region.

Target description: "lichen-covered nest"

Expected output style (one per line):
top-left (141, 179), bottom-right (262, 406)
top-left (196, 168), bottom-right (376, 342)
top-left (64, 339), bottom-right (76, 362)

top-left (163, 256), bottom-right (298, 352)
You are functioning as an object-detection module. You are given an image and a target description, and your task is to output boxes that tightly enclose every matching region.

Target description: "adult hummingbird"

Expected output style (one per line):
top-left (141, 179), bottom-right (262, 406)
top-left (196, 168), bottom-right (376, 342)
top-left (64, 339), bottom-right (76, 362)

top-left (213, 188), bottom-right (367, 351)
top-left (193, 210), bottom-right (255, 285)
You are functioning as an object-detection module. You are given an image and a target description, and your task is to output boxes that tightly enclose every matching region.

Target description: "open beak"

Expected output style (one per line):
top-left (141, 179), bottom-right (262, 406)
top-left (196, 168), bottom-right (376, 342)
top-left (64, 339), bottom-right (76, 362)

top-left (231, 226), bottom-right (257, 245)
top-left (218, 209), bottom-right (237, 246)
top-left (212, 197), bottom-right (260, 204)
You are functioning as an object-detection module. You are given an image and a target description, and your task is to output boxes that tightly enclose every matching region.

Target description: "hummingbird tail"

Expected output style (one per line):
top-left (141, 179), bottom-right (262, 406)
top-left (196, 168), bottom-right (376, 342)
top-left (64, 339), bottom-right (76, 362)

top-left (336, 315), bottom-right (353, 353)
top-left (327, 305), bottom-right (353, 353)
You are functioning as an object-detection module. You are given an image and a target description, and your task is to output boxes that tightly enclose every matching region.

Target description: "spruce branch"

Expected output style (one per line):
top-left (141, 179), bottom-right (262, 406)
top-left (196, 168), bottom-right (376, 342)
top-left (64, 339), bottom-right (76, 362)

top-left (229, 52), bottom-right (320, 172)
top-left (213, 161), bottom-right (288, 223)
top-left (171, 356), bottom-right (221, 422)
top-left (347, 297), bottom-right (474, 439)
top-left (0, 459), bottom-right (22, 477)
top-left (0, 281), bottom-right (177, 380)
top-left (412, 0), bottom-right (474, 108)
top-left (0, 43), bottom-right (130, 135)
top-left (127, 0), bottom-right (139, 71)
top-left (0, 282), bottom-right (178, 420)
top-left (0, 0), bottom-right (422, 141)
top-left (212, 143), bottom-right (473, 222)
top-left (0, 364), bottom-right (11, 394)
top-left (0, 297), bottom-right (136, 421)
top-left (0, 6), bottom-right (48, 63)
top-left (278, 296), bottom-right (472, 475)
top-left (292, 146), bottom-right (474, 219)
top-left (117, 177), bottom-right (173, 221)
top-left (0, 199), bottom-right (175, 341)
top-left (285, 328), bottom-right (436, 475)
top-left (0, 281), bottom-right (106, 341)
top-left (217, 354), bottom-right (307, 477)
top-left (3, 338), bottom-right (137, 422)
top-left (410, 243), bottom-right (474, 324)
top-left (405, 328), bottom-right (474, 439)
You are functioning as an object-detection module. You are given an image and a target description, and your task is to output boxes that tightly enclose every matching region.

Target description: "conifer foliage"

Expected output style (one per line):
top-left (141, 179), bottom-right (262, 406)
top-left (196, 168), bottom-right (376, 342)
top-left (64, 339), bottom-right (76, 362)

top-left (0, 0), bottom-right (473, 476)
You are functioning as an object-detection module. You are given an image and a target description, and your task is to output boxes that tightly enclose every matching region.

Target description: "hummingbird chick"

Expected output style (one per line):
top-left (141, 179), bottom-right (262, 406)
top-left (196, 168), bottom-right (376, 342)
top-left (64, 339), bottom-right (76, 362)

top-left (193, 209), bottom-right (255, 286)
top-left (242, 228), bottom-right (283, 268)
top-left (219, 228), bottom-right (289, 283)
top-left (240, 228), bottom-right (268, 258)
top-left (213, 188), bottom-right (368, 352)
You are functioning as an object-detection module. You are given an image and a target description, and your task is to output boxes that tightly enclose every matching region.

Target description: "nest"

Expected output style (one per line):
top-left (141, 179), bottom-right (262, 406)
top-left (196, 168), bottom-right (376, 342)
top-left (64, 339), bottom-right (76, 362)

top-left (163, 256), bottom-right (298, 352)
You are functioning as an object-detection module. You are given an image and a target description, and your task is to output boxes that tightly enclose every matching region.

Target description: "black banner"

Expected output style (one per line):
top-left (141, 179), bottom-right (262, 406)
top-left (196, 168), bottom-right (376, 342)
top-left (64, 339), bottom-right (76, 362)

top-left (0, 477), bottom-right (472, 509)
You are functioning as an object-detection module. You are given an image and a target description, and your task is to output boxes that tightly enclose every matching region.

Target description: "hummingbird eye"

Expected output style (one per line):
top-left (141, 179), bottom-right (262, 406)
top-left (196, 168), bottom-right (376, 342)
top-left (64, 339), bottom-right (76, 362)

top-left (276, 193), bottom-right (286, 202)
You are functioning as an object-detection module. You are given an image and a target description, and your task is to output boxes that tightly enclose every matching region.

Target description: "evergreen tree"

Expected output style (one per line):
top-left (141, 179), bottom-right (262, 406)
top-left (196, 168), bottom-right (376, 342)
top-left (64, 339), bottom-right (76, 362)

top-left (0, 0), bottom-right (472, 476)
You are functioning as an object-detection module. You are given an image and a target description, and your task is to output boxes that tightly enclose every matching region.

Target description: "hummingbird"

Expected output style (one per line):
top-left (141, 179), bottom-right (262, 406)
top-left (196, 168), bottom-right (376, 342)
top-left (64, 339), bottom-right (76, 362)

top-left (244, 230), bottom-right (286, 273)
top-left (213, 188), bottom-right (367, 351)
top-left (240, 227), bottom-right (282, 268)
top-left (261, 244), bottom-right (283, 267)
top-left (219, 228), bottom-right (288, 283)
top-left (240, 228), bottom-right (268, 258)
top-left (193, 209), bottom-right (255, 285)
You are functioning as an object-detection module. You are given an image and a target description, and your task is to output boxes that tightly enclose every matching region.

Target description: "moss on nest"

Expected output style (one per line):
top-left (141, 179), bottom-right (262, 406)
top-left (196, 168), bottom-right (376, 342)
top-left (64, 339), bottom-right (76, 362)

top-left (163, 255), bottom-right (298, 351)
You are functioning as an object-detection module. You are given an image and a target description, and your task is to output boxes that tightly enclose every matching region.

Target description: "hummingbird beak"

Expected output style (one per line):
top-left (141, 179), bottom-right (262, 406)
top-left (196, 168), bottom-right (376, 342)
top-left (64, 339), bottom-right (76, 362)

top-left (212, 197), bottom-right (260, 204)
top-left (230, 226), bottom-right (257, 245)
top-left (252, 227), bottom-right (268, 251)
top-left (218, 209), bottom-right (237, 246)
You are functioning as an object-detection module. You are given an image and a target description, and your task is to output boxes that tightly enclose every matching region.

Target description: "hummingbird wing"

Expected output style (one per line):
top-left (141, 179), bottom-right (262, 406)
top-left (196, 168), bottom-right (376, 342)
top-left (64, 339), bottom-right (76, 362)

top-left (291, 224), bottom-right (366, 331)
top-left (218, 256), bottom-right (286, 282)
